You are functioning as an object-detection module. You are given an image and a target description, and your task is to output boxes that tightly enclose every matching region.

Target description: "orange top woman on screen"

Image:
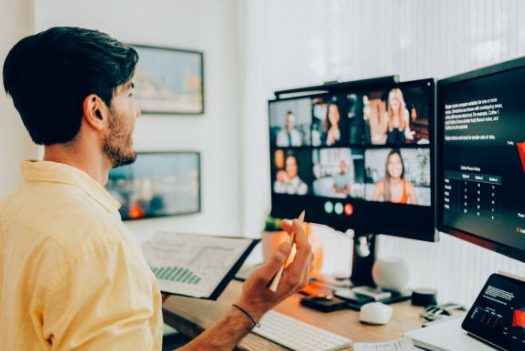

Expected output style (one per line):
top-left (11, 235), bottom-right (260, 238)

top-left (372, 149), bottom-right (417, 204)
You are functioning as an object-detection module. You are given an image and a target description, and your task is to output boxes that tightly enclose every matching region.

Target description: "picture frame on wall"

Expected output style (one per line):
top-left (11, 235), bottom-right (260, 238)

top-left (131, 44), bottom-right (204, 115)
top-left (106, 152), bottom-right (201, 220)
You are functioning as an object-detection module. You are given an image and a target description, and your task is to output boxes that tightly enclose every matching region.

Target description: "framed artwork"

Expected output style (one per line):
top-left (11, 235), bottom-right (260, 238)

top-left (131, 44), bottom-right (204, 115)
top-left (106, 152), bottom-right (201, 220)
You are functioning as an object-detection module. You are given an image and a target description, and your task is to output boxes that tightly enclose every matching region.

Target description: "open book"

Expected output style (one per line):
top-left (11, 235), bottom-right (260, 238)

top-left (142, 232), bottom-right (259, 300)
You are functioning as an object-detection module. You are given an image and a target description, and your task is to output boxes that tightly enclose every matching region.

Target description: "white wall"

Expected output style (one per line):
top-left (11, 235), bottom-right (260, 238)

top-left (33, 0), bottom-right (243, 239)
top-left (0, 0), bottom-right (40, 198)
top-left (238, 0), bottom-right (525, 305)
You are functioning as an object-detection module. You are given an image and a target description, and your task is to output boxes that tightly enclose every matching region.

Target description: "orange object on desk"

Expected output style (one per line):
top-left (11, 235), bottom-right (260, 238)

top-left (262, 222), bottom-right (324, 274)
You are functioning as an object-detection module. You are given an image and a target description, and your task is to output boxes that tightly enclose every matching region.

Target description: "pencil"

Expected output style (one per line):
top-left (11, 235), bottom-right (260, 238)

top-left (268, 210), bottom-right (305, 292)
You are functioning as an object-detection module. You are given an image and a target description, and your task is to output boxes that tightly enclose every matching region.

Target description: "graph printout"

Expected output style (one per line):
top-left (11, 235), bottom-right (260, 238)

top-left (142, 232), bottom-right (255, 298)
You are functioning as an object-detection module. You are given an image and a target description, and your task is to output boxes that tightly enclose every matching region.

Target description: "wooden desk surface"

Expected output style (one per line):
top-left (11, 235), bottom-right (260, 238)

top-left (163, 281), bottom-right (426, 350)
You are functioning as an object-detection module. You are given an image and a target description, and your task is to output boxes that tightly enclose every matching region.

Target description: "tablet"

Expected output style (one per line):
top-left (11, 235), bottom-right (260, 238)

top-left (142, 232), bottom-right (259, 300)
top-left (462, 273), bottom-right (525, 351)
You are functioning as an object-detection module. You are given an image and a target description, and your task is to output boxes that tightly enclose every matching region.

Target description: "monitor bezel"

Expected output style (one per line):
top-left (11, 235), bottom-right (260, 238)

top-left (268, 78), bottom-right (437, 242)
top-left (436, 56), bottom-right (525, 262)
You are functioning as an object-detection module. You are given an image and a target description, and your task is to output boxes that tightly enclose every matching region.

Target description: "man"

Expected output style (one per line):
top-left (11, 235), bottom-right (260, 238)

top-left (276, 111), bottom-right (302, 147)
top-left (0, 27), bottom-right (313, 350)
top-left (274, 153), bottom-right (308, 195)
top-left (332, 160), bottom-right (352, 196)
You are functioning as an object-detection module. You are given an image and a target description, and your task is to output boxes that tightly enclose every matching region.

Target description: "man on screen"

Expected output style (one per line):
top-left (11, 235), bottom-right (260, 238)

top-left (332, 160), bottom-right (353, 196)
top-left (0, 27), bottom-right (313, 350)
top-left (276, 111), bottom-right (303, 147)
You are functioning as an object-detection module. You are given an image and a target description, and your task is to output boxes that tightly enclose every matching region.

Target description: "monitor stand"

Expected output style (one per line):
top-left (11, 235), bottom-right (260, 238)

top-left (337, 232), bottom-right (412, 310)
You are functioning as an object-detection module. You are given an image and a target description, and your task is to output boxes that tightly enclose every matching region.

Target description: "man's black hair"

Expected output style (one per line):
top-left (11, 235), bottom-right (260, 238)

top-left (2, 26), bottom-right (138, 145)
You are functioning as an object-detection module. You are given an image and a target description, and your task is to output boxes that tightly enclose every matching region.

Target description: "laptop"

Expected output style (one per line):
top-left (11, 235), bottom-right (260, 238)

top-left (405, 317), bottom-right (495, 351)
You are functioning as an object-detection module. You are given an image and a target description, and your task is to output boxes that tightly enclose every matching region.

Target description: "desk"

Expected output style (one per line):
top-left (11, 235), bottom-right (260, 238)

top-left (163, 281), bottom-right (427, 350)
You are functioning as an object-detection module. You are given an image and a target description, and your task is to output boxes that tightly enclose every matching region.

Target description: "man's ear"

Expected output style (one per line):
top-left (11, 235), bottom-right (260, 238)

top-left (82, 94), bottom-right (109, 131)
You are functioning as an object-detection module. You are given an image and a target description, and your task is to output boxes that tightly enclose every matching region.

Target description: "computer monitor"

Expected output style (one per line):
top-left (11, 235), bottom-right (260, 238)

top-left (268, 77), bottom-right (436, 286)
top-left (437, 57), bottom-right (525, 263)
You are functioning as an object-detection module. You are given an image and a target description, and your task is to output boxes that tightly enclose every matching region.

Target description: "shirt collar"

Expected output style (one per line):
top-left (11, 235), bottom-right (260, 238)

top-left (21, 160), bottom-right (121, 212)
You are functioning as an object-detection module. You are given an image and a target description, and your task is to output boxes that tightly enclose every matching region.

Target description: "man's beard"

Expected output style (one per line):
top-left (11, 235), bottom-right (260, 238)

top-left (103, 114), bottom-right (137, 168)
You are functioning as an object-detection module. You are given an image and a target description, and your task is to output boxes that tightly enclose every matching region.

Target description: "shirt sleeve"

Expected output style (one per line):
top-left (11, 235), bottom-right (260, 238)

top-left (276, 130), bottom-right (287, 147)
top-left (40, 238), bottom-right (162, 351)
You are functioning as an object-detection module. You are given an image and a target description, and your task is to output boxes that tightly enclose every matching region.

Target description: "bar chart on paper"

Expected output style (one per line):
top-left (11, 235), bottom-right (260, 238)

top-left (150, 266), bottom-right (202, 285)
top-left (142, 232), bottom-right (257, 299)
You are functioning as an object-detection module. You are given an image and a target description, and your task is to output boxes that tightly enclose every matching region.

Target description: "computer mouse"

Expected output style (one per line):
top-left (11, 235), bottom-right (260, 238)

top-left (359, 302), bottom-right (393, 325)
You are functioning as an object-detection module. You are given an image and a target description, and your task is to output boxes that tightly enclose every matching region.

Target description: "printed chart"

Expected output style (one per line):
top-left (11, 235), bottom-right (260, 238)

top-left (142, 232), bottom-right (255, 298)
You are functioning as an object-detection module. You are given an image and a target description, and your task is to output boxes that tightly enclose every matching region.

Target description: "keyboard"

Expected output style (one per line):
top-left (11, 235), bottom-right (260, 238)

top-left (252, 310), bottom-right (352, 351)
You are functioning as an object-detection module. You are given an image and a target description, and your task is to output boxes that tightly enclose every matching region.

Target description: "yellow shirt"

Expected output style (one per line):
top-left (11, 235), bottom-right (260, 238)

top-left (0, 161), bottom-right (163, 350)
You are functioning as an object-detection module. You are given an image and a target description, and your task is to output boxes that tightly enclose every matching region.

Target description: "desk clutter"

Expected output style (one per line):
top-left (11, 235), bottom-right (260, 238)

top-left (164, 274), bottom-right (525, 351)
top-left (296, 275), bottom-right (413, 313)
top-left (232, 263), bottom-right (525, 350)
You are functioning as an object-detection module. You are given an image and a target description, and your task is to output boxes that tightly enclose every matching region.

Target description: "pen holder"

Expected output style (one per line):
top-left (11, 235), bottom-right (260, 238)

top-left (261, 223), bottom-right (324, 275)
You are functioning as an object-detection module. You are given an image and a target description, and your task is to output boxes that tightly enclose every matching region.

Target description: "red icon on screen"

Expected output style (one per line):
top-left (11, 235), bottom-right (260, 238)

top-left (344, 204), bottom-right (354, 216)
top-left (517, 142), bottom-right (525, 175)
top-left (512, 308), bottom-right (525, 328)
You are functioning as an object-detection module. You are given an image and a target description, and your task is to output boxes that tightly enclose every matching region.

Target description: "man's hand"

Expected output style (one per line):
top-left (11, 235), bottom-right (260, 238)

top-left (235, 219), bottom-right (314, 321)
top-left (174, 221), bottom-right (313, 350)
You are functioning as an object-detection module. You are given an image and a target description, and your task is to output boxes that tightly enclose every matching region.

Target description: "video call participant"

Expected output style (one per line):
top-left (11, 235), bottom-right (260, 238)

top-left (322, 103), bottom-right (343, 146)
top-left (1, 27), bottom-right (313, 351)
top-left (372, 149), bottom-right (418, 204)
top-left (276, 111), bottom-right (302, 147)
top-left (346, 94), bottom-right (364, 144)
top-left (385, 88), bottom-right (413, 144)
top-left (274, 153), bottom-right (308, 195)
top-left (362, 95), bottom-right (376, 144)
top-left (365, 88), bottom-right (414, 145)
top-left (332, 160), bottom-right (353, 196)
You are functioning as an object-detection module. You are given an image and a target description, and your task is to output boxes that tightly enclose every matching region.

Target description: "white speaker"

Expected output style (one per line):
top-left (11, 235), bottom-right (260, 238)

top-left (372, 257), bottom-right (410, 292)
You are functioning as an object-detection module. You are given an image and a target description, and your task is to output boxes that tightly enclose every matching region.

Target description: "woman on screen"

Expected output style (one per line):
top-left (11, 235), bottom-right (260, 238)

top-left (372, 149), bottom-right (417, 204)
top-left (274, 153), bottom-right (308, 195)
top-left (323, 103), bottom-right (342, 146)
top-left (385, 88), bottom-right (413, 144)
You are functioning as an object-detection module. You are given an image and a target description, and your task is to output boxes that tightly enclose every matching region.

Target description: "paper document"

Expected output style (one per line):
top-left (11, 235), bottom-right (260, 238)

top-left (353, 337), bottom-right (419, 351)
top-left (142, 232), bottom-right (258, 299)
